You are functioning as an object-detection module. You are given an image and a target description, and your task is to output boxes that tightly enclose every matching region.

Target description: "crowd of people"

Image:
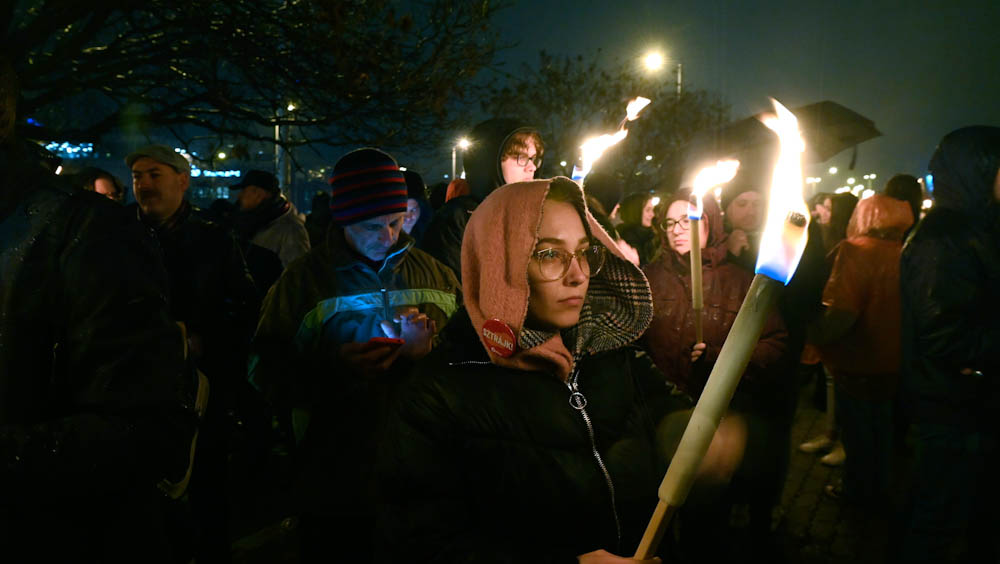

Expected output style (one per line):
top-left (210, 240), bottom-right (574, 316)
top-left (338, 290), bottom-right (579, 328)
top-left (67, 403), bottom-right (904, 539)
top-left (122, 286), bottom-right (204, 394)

top-left (2, 54), bottom-right (999, 563)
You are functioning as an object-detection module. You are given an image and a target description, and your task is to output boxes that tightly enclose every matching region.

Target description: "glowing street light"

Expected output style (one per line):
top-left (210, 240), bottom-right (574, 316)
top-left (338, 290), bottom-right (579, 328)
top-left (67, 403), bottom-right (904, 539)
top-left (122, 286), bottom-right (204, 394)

top-left (452, 137), bottom-right (471, 180)
top-left (645, 154), bottom-right (654, 161)
top-left (828, 166), bottom-right (838, 175)
top-left (286, 102), bottom-right (296, 112)
top-left (643, 52), bottom-right (665, 72)
top-left (217, 152), bottom-right (227, 159)
top-left (847, 177), bottom-right (856, 184)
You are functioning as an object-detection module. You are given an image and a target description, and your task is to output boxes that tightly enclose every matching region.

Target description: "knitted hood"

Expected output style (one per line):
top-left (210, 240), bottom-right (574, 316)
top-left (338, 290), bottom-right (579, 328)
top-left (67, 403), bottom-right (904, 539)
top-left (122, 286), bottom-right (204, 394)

top-left (461, 177), bottom-right (653, 381)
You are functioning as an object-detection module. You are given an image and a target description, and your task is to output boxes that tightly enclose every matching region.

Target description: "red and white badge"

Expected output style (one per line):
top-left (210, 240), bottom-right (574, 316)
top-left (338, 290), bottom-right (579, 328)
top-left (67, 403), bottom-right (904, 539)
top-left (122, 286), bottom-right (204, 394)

top-left (482, 319), bottom-right (517, 358)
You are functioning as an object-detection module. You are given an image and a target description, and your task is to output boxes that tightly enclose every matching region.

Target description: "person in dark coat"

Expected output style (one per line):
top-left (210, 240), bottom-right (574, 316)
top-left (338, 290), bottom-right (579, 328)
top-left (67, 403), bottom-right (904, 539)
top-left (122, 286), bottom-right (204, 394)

top-left (898, 126), bottom-right (1000, 564)
top-left (377, 178), bottom-right (722, 562)
top-left (0, 65), bottom-right (197, 562)
top-left (419, 118), bottom-right (544, 279)
top-left (305, 190), bottom-right (332, 248)
top-left (127, 143), bottom-right (260, 562)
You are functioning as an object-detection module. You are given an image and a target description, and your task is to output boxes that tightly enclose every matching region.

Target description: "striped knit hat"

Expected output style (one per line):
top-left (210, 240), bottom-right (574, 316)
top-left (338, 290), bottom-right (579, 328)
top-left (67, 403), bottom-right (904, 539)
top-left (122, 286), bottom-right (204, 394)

top-left (329, 148), bottom-right (408, 225)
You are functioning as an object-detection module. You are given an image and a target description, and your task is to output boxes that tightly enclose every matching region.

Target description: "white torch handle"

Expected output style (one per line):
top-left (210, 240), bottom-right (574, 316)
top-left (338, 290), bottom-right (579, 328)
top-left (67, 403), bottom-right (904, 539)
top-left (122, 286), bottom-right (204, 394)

top-left (635, 273), bottom-right (783, 559)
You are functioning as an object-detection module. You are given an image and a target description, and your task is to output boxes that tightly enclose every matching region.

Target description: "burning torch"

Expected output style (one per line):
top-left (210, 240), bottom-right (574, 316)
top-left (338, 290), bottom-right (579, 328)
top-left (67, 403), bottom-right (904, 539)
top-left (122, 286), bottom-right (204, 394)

top-left (571, 97), bottom-right (651, 183)
top-left (688, 160), bottom-right (740, 342)
top-left (634, 99), bottom-right (809, 558)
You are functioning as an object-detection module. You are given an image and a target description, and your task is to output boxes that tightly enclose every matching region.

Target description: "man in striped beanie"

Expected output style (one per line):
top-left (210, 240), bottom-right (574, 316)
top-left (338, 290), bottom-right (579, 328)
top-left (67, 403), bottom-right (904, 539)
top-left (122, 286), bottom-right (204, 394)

top-left (251, 147), bottom-right (460, 561)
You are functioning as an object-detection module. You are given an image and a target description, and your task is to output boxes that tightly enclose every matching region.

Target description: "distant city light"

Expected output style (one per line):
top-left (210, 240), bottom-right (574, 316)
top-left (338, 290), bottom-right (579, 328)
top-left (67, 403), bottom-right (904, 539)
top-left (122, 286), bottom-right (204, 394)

top-left (190, 168), bottom-right (241, 178)
top-left (834, 186), bottom-right (851, 194)
top-left (645, 154), bottom-right (653, 161)
top-left (861, 189), bottom-right (875, 199)
top-left (45, 141), bottom-right (94, 159)
top-left (399, 166), bottom-right (407, 171)
top-left (650, 196), bottom-right (661, 207)
top-left (217, 152), bottom-right (226, 159)
top-left (286, 102), bottom-right (296, 112)
top-left (847, 177), bottom-right (856, 184)
top-left (55, 165), bottom-right (63, 175)
top-left (828, 167), bottom-right (838, 174)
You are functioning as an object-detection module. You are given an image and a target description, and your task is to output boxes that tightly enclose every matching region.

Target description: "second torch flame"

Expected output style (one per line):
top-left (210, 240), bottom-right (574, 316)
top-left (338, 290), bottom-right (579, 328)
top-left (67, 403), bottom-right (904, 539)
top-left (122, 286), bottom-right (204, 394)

top-left (573, 97), bottom-right (651, 182)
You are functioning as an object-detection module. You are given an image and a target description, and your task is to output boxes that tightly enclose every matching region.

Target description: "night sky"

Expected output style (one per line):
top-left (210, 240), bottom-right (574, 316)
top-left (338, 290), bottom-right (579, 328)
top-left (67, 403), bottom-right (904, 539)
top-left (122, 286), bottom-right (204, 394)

top-left (489, 0), bottom-right (1000, 187)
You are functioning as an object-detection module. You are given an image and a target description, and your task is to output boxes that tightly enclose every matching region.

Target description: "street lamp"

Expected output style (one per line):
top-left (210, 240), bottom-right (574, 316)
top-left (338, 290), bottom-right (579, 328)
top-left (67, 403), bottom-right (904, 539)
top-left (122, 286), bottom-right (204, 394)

top-left (828, 166), bottom-right (838, 175)
top-left (642, 49), bottom-right (682, 96)
top-left (452, 137), bottom-right (471, 180)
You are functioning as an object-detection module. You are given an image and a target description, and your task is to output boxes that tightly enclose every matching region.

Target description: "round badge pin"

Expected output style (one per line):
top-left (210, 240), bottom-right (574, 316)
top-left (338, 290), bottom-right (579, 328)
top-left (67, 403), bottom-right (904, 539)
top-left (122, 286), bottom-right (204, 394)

top-left (482, 319), bottom-right (516, 358)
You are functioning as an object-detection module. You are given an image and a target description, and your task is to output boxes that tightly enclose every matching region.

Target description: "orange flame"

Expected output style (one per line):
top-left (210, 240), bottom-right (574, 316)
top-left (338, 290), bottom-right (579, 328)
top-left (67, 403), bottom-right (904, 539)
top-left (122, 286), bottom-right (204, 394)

top-left (690, 159), bottom-right (740, 219)
top-left (574, 97), bottom-right (651, 181)
top-left (755, 99), bottom-right (810, 284)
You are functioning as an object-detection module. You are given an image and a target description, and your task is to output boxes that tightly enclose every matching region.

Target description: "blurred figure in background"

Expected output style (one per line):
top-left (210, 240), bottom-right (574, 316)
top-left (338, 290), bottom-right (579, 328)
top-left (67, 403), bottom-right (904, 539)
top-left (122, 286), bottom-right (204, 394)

top-left (402, 169), bottom-right (433, 245)
top-left (76, 166), bottom-right (126, 203)
top-left (809, 195), bottom-right (913, 505)
top-left (617, 191), bottom-right (656, 266)
top-left (231, 169), bottom-right (310, 268)
top-left (304, 190), bottom-right (332, 249)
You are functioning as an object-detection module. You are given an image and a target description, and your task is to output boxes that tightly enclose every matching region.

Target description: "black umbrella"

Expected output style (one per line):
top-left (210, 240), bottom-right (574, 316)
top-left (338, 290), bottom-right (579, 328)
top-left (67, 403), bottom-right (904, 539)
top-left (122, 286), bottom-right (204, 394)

top-left (681, 100), bottom-right (881, 187)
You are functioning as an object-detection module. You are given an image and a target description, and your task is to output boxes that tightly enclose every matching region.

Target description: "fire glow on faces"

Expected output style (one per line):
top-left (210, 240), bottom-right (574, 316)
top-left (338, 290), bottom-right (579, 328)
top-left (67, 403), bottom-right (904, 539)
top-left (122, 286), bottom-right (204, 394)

top-left (343, 211), bottom-right (407, 262)
top-left (526, 200), bottom-right (590, 331)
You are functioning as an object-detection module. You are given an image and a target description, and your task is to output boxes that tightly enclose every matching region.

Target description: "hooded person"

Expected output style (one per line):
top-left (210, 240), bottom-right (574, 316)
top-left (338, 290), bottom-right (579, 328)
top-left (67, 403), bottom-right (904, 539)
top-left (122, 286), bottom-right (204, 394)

top-left (617, 191), bottom-right (657, 266)
top-left (419, 118), bottom-right (544, 279)
top-left (402, 169), bottom-right (434, 245)
top-left (376, 177), bottom-right (704, 562)
top-left (898, 126), bottom-right (1000, 564)
top-left (642, 189), bottom-right (789, 556)
top-left (808, 194), bottom-right (913, 504)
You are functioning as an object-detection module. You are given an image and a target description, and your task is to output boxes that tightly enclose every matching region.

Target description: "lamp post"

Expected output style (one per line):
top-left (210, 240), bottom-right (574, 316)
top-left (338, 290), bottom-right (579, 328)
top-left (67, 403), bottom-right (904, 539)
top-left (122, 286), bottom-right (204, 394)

top-left (643, 50), bottom-right (682, 96)
top-left (452, 137), bottom-right (471, 180)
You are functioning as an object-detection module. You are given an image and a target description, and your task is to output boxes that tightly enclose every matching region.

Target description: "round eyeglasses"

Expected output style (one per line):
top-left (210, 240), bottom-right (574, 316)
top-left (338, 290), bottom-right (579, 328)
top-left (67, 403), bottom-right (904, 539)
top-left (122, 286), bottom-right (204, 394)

top-left (531, 245), bottom-right (607, 282)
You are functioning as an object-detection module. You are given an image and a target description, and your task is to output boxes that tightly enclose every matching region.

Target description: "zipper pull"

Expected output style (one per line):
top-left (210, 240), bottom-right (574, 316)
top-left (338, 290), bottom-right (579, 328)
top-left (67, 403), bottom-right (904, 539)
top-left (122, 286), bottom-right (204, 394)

top-left (567, 365), bottom-right (587, 410)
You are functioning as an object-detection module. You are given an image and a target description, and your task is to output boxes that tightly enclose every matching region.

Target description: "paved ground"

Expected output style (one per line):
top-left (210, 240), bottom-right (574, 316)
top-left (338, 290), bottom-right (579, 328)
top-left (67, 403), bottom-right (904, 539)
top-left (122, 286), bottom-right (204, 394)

top-left (229, 375), bottom-right (911, 563)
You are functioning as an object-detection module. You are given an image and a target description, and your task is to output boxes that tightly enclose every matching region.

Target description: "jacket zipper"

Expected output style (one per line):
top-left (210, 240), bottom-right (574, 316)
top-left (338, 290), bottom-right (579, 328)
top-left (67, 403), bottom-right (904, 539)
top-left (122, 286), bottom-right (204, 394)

top-left (567, 365), bottom-right (622, 549)
top-left (449, 359), bottom-right (622, 547)
top-left (377, 242), bottom-right (411, 328)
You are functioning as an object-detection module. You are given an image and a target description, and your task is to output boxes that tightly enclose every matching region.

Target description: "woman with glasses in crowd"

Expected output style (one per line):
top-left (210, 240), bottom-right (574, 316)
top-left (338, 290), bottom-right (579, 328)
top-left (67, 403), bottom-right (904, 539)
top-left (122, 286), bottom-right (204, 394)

top-left (376, 178), bottom-right (746, 562)
top-left (642, 189), bottom-right (788, 559)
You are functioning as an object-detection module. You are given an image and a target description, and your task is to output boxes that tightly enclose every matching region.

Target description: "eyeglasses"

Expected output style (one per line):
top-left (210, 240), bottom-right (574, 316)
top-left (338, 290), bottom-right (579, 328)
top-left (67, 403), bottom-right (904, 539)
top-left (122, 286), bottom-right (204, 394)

top-left (514, 153), bottom-right (542, 168)
top-left (662, 217), bottom-right (691, 232)
top-left (532, 245), bottom-right (606, 282)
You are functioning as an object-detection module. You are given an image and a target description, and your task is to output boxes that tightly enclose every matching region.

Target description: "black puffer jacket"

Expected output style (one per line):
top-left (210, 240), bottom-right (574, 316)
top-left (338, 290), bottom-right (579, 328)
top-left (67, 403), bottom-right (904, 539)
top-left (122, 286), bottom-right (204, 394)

top-left (900, 126), bottom-right (1000, 429)
top-left (0, 142), bottom-right (197, 559)
top-left (419, 118), bottom-right (537, 279)
top-left (376, 310), bottom-right (673, 562)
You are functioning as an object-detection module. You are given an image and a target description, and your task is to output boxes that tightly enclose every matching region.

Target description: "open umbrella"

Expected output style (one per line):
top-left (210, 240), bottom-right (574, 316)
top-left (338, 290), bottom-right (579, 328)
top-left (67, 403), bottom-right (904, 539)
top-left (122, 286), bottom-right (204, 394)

top-left (681, 100), bottom-right (880, 187)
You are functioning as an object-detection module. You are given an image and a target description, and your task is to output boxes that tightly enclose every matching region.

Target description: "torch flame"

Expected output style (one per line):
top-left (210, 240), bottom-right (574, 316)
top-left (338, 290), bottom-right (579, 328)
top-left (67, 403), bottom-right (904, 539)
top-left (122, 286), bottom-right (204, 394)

top-left (573, 97), bottom-right (652, 182)
top-left (625, 96), bottom-right (652, 122)
top-left (755, 98), bottom-right (810, 285)
top-left (690, 159), bottom-right (740, 219)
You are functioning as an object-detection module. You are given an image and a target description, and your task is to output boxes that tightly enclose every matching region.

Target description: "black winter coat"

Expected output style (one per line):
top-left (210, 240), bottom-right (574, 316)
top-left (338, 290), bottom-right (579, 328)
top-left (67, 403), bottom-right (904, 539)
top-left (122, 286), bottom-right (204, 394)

top-left (376, 309), bottom-right (679, 562)
top-left (0, 143), bottom-right (197, 560)
top-left (900, 128), bottom-right (1000, 429)
top-left (133, 200), bottom-right (259, 405)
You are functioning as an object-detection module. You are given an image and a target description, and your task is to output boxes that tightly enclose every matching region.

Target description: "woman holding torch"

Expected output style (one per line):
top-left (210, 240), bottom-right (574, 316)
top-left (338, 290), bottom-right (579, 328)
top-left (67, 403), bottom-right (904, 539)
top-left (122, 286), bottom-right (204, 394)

top-left (375, 177), bottom-right (735, 562)
top-left (642, 189), bottom-right (788, 555)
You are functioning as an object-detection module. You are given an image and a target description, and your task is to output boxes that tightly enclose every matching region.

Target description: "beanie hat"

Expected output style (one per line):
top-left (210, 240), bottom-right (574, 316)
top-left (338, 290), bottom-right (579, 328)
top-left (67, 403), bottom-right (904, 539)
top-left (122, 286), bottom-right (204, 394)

top-left (329, 148), bottom-right (408, 225)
